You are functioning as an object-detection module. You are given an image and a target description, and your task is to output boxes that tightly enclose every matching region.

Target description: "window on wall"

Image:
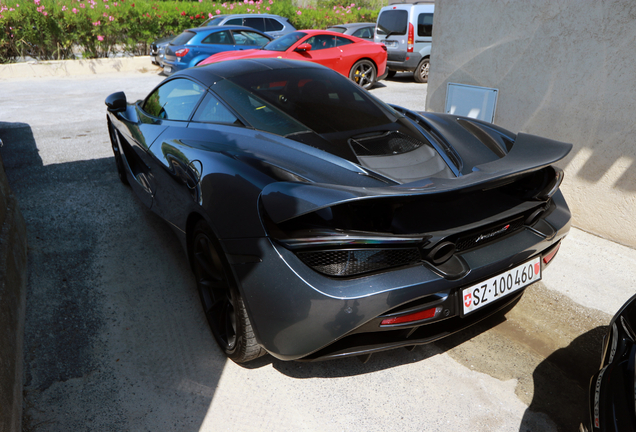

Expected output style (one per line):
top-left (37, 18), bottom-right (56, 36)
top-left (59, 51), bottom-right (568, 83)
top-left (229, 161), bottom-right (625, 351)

top-left (142, 79), bottom-right (205, 121)
top-left (417, 13), bottom-right (433, 37)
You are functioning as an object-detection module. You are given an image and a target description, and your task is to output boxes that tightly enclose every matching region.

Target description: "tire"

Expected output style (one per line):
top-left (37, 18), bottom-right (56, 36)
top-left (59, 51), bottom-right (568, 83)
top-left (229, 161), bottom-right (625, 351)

top-left (349, 59), bottom-right (377, 90)
top-left (386, 70), bottom-right (397, 79)
top-left (414, 58), bottom-right (430, 83)
top-left (192, 220), bottom-right (265, 363)
top-left (108, 121), bottom-right (129, 186)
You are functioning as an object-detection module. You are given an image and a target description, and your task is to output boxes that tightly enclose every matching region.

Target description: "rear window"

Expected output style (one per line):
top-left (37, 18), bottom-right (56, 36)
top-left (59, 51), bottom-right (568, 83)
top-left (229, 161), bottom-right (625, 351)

top-left (171, 31), bottom-right (196, 46)
top-left (377, 10), bottom-right (408, 36)
top-left (327, 27), bottom-right (347, 33)
top-left (222, 68), bottom-right (398, 134)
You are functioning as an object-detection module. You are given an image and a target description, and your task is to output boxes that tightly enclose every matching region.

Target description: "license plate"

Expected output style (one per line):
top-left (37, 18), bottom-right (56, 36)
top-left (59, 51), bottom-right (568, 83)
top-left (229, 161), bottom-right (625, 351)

top-left (462, 256), bottom-right (541, 315)
top-left (163, 66), bottom-right (171, 73)
top-left (383, 40), bottom-right (398, 48)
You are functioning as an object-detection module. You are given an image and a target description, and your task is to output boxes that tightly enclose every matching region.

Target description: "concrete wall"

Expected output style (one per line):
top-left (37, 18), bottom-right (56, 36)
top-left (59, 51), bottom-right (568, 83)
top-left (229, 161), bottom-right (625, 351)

top-left (426, 0), bottom-right (636, 248)
top-left (0, 153), bottom-right (27, 432)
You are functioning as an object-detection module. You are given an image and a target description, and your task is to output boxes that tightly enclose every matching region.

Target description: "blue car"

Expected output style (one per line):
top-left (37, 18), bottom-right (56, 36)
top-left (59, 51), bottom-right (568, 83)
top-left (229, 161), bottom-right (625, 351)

top-left (162, 26), bottom-right (272, 75)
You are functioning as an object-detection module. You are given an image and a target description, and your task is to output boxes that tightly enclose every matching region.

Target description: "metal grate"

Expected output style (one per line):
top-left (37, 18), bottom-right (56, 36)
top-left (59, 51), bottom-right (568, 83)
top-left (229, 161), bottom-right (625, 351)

top-left (351, 131), bottom-right (425, 156)
top-left (298, 248), bottom-right (421, 277)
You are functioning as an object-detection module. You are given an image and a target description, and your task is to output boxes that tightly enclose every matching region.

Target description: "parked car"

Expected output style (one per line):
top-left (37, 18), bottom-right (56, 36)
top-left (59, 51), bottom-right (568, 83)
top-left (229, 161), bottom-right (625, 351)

top-left (150, 13), bottom-right (294, 67)
top-left (582, 294), bottom-right (636, 431)
top-left (199, 30), bottom-right (387, 89)
top-left (105, 58), bottom-right (571, 363)
top-left (201, 13), bottom-right (296, 39)
top-left (374, 2), bottom-right (434, 82)
top-left (327, 22), bottom-right (376, 40)
top-left (162, 26), bottom-right (272, 75)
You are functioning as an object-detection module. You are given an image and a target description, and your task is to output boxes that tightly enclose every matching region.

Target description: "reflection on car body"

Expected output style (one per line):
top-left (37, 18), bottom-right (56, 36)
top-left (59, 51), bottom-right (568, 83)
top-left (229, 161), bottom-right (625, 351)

top-left (105, 59), bottom-right (571, 364)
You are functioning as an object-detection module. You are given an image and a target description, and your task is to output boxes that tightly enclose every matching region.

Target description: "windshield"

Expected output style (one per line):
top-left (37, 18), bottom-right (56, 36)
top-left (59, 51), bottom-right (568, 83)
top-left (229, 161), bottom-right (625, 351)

top-left (200, 16), bottom-right (225, 27)
top-left (263, 32), bottom-right (306, 52)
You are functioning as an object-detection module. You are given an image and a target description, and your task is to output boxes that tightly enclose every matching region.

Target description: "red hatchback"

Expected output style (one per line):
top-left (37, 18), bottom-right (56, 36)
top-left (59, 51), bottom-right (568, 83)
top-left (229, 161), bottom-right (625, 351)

top-left (199, 30), bottom-right (387, 89)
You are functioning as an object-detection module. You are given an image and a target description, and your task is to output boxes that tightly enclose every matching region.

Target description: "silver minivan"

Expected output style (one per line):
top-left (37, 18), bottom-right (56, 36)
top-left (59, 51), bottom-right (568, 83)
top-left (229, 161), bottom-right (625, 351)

top-left (374, 2), bottom-right (434, 83)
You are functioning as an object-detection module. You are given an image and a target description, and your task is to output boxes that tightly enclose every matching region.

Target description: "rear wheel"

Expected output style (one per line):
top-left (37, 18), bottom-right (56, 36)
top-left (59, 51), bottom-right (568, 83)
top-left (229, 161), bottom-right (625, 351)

top-left (108, 121), bottom-right (129, 186)
top-left (192, 220), bottom-right (265, 363)
top-left (349, 60), bottom-right (377, 90)
top-left (414, 58), bottom-right (430, 83)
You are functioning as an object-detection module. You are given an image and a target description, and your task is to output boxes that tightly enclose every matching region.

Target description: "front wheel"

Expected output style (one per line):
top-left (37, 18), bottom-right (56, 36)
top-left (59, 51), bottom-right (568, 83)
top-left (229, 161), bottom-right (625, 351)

top-left (192, 220), bottom-right (265, 363)
top-left (349, 60), bottom-right (377, 90)
top-left (414, 58), bottom-right (430, 83)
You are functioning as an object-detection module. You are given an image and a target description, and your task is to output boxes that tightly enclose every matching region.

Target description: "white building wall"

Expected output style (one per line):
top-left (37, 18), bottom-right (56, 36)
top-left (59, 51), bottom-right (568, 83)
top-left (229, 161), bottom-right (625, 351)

top-left (426, 0), bottom-right (636, 247)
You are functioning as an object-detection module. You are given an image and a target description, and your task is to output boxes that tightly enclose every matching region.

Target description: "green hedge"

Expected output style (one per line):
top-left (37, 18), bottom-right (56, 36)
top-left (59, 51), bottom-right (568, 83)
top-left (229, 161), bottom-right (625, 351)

top-left (0, 0), bottom-right (381, 63)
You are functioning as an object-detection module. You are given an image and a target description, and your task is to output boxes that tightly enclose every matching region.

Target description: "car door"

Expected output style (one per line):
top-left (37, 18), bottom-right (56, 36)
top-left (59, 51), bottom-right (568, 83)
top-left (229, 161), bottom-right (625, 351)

top-left (287, 34), bottom-right (342, 71)
top-left (137, 78), bottom-right (207, 221)
top-left (199, 29), bottom-right (235, 57)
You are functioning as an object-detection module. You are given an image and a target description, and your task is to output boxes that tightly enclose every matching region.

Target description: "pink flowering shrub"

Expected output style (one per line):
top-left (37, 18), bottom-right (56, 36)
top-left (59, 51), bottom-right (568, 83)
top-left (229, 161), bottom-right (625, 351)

top-left (0, 0), bottom-right (380, 63)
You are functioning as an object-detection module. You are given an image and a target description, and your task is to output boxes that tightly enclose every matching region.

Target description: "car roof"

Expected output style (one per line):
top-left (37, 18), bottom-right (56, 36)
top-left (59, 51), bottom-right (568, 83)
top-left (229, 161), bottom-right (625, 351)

top-left (296, 29), bottom-right (355, 35)
top-left (174, 58), bottom-right (329, 87)
top-left (185, 25), bottom-right (268, 34)
top-left (328, 22), bottom-right (375, 29)
top-left (215, 13), bottom-right (288, 19)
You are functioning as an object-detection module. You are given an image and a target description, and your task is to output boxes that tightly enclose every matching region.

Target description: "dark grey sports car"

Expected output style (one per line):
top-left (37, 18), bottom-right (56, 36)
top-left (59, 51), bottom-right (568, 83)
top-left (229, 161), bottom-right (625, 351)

top-left (105, 58), bottom-right (571, 363)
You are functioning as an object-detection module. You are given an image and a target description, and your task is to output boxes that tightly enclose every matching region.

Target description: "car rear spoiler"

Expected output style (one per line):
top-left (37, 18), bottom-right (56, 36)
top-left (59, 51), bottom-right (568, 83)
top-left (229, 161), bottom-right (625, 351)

top-left (261, 132), bottom-right (572, 224)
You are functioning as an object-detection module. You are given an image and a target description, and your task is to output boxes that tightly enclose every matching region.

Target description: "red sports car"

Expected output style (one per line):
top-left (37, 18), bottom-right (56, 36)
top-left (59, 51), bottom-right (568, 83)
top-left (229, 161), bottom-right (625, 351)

top-left (199, 30), bottom-right (387, 89)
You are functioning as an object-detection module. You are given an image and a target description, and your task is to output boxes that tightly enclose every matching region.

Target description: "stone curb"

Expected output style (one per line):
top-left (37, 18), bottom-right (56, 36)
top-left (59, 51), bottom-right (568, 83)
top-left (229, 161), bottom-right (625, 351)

top-left (0, 56), bottom-right (160, 79)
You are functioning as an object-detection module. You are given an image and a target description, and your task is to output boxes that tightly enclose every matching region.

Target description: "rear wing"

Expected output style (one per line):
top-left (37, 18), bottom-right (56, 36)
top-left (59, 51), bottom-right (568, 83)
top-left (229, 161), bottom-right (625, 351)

top-left (261, 132), bottom-right (572, 224)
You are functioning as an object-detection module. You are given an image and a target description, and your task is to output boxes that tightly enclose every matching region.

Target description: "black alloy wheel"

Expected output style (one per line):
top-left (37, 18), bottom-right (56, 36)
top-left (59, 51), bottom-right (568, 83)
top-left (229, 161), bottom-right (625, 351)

top-left (349, 59), bottom-right (377, 90)
top-left (108, 121), bottom-right (129, 186)
top-left (192, 220), bottom-right (265, 363)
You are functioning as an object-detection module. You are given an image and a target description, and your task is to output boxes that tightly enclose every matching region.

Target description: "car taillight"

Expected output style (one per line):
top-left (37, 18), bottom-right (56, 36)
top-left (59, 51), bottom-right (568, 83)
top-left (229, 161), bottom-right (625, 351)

top-left (175, 48), bottom-right (189, 57)
top-left (381, 306), bottom-right (442, 325)
top-left (542, 242), bottom-right (561, 265)
top-left (407, 22), bottom-right (414, 53)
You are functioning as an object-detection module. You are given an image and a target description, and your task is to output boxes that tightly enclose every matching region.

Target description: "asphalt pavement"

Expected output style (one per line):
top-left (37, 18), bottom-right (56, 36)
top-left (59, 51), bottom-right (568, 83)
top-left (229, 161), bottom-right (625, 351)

top-left (1, 57), bottom-right (635, 432)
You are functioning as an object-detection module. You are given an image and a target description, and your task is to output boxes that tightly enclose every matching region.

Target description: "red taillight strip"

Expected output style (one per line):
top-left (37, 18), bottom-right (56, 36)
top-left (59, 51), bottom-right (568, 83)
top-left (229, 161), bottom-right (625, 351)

top-left (542, 242), bottom-right (561, 264)
top-left (381, 306), bottom-right (441, 326)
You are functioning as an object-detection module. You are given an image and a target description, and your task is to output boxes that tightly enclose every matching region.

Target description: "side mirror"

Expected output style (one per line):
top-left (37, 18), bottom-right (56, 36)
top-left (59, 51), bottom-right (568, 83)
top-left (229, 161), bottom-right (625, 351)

top-left (105, 91), bottom-right (127, 113)
top-left (295, 43), bottom-right (312, 52)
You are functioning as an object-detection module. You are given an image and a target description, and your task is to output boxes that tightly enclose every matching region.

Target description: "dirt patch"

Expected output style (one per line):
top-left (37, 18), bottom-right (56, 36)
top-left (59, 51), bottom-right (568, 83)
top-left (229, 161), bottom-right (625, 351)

top-left (435, 282), bottom-right (611, 432)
